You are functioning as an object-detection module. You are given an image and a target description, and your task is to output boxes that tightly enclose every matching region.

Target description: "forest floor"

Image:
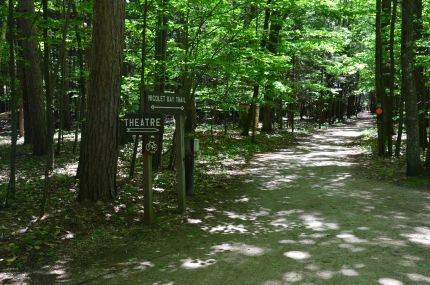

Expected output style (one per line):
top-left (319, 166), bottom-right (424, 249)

top-left (1, 113), bottom-right (430, 285)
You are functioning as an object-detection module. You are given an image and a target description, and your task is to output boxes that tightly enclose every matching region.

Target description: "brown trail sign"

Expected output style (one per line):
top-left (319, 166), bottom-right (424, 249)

top-left (146, 92), bottom-right (187, 214)
top-left (122, 113), bottom-right (164, 224)
top-left (147, 93), bottom-right (186, 114)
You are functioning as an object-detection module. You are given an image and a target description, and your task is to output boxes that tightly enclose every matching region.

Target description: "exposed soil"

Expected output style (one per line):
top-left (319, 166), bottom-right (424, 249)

top-left (2, 113), bottom-right (430, 285)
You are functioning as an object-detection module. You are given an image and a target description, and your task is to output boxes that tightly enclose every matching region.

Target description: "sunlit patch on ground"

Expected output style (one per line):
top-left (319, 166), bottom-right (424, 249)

top-left (402, 227), bottom-right (430, 246)
top-left (0, 272), bottom-right (29, 284)
top-left (378, 277), bottom-right (404, 285)
top-left (300, 213), bottom-right (339, 231)
top-left (186, 218), bottom-right (202, 224)
top-left (283, 271), bottom-right (303, 282)
top-left (284, 251), bottom-right (311, 260)
top-left (210, 243), bottom-right (267, 257)
top-left (180, 258), bottom-right (216, 269)
top-left (336, 232), bottom-right (367, 243)
top-left (3, 114), bottom-right (430, 284)
top-left (407, 273), bottom-right (430, 283)
top-left (201, 223), bottom-right (248, 234)
top-left (53, 162), bottom-right (78, 177)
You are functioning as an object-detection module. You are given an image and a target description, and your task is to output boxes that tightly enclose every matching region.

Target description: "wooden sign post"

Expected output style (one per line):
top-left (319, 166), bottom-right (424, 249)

top-left (143, 151), bottom-right (153, 224)
top-left (147, 92), bottom-right (187, 213)
top-left (123, 114), bottom-right (164, 225)
top-left (175, 114), bottom-right (186, 213)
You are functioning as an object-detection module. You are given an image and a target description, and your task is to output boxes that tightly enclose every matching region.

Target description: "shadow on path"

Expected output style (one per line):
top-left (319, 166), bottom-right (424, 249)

top-left (2, 113), bottom-right (430, 285)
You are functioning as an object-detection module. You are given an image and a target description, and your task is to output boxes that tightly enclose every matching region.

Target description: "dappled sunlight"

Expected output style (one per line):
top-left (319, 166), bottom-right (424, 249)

top-left (186, 218), bottom-right (202, 224)
top-left (300, 213), bottom-right (339, 231)
top-left (407, 273), bottom-right (430, 283)
top-left (61, 231), bottom-right (75, 240)
top-left (338, 243), bottom-right (366, 252)
top-left (317, 270), bottom-right (335, 280)
top-left (6, 114), bottom-right (430, 284)
top-left (0, 272), bottom-right (29, 284)
top-left (373, 237), bottom-right (407, 247)
top-left (53, 162), bottom-right (78, 177)
top-left (270, 218), bottom-right (289, 229)
top-left (330, 130), bottom-right (364, 138)
top-left (180, 258), bottom-right (216, 269)
top-left (378, 278), bottom-right (404, 285)
top-left (284, 251), bottom-right (311, 260)
top-left (336, 232), bottom-right (367, 243)
top-left (210, 243), bottom-right (267, 257)
top-left (235, 196), bottom-right (250, 203)
top-left (18, 259), bottom-right (73, 284)
top-left (201, 223), bottom-right (248, 234)
top-left (402, 227), bottom-right (430, 246)
top-left (283, 271), bottom-right (303, 282)
top-left (340, 268), bottom-right (360, 276)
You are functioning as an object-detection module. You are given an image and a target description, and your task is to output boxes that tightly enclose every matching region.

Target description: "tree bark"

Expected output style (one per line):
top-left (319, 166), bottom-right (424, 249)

top-left (56, 0), bottom-right (72, 155)
top-left (382, 0), bottom-right (393, 156)
top-left (413, 0), bottom-right (428, 149)
top-left (401, 0), bottom-right (422, 175)
top-left (42, 0), bottom-right (54, 171)
top-left (6, 0), bottom-right (17, 205)
top-left (388, 0), bottom-right (398, 157)
top-left (78, 0), bottom-right (125, 202)
top-left (17, 0), bottom-right (48, 155)
top-left (72, 1), bottom-right (87, 155)
top-left (375, 0), bottom-right (385, 156)
top-left (153, 0), bottom-right (169, 170)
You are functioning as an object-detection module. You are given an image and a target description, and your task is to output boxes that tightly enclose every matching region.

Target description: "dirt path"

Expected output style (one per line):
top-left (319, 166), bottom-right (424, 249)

top-left (5, 114), bottom-right (430, 285)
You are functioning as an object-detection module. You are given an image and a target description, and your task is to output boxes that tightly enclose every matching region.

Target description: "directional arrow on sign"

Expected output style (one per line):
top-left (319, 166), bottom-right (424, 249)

top-left (126, 128), bottom-right (160, 133)
top-left (151, 105), bottom-right (185, 111)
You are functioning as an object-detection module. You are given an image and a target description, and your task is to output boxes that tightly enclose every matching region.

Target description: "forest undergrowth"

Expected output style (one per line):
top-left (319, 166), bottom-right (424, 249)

top-left (0, 120), bottom-right (302, 271)
top-left (1, 117), bottom-right (429, 272)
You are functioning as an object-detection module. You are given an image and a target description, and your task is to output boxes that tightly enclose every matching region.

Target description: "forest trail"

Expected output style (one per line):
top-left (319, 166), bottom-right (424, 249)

top-left (19, 114), bottom-right (430, 284)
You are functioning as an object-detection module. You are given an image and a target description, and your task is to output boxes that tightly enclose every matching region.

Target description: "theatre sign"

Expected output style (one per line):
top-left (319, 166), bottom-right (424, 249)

top-left (123, 114), bottom-right (164, 134)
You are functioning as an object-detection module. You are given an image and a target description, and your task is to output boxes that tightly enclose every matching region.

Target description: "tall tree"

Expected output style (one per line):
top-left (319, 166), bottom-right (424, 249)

top-left (401, 0), bottom-right (422, 176)
top-left (413, 0), bottom-right (428, 149)
top-left (260, 0), bottom-right (274, 133)
top-left (17, 0), bottom-right (48, 155)
top-left (78, 0), bottom-right (126, 202)
top-left (152, 0), bottom-right (169, 170)
top-left (72, 1), bottom-right (87, 155)
top-left (381, 0), bottom-right (393, 156)
top-left (6, 0), bottom-right (17, 205)
top-left (55, 0), bottom-right (72, 155)
top-left (42, 0), bottom-right (54, 170)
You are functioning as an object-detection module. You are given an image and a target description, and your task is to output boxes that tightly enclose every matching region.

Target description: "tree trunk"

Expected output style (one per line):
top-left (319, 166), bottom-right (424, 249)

top-left (394, 98), bottom-right (404, 157)
top-left (153, 0), bottom-right (169, 170)
top-left (78, 0), bottom-right (125, 202)
top-left (72, 1), bottom-right (88, 155)
top-left (375, 0), bottom-right (385, 156)
top-left (6, 0), bottom-right (17, 205)
top-left (260, 0), bottom-right (273, 133)
top-left (42, 0), bottom-right (54, 171)
top-left (17, 0), bottom-right (48, 155)
top-left (388, 0), bottom-right (398, 157)
top-left (56, 0), bottom-right (72, 155)
top-left (17, 52), bottom-right (31, 144)
top-left (413, 0), bottom-right (428, 149)
top-left (401, 0), bottom-right (422, 175)
top-left (262, 8), bottom-right (282, 133)
top-left (130, 0), bottom-right (149, 178)
top-left (381, 0), bottom-right (393, 156)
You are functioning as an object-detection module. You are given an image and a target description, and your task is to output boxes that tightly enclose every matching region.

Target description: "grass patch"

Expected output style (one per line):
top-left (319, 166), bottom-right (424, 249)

top-left (354, 127), bottom-right (430, 190)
